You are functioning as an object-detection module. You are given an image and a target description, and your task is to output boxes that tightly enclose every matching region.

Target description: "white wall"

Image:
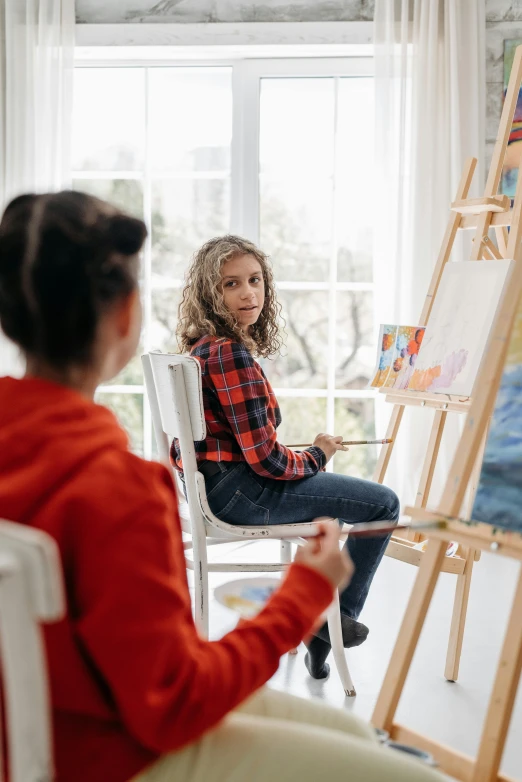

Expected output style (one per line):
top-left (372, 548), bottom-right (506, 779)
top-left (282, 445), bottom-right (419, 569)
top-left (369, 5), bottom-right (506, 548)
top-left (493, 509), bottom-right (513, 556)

top-left (75, 0), bottom-right (375, 24)
top-left (486, 1), bottom-right (522, 171)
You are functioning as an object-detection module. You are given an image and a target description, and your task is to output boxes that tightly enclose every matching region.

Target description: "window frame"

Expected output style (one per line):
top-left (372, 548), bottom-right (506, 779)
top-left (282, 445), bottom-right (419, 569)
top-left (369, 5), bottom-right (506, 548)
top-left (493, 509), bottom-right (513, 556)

top-left (73, 47), bottom-right (375, 465)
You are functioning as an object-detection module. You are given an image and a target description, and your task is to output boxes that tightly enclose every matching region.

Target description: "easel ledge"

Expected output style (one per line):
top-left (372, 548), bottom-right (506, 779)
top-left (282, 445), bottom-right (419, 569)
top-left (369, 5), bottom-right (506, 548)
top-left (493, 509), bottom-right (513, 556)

top-left (379, 387), bottom-right (472, 413)
top-left (405, 507), bottom-right (522, 561)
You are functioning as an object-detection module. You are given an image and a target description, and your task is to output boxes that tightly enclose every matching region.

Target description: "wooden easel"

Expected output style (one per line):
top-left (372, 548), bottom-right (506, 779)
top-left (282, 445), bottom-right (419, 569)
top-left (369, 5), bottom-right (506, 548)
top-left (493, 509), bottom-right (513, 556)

top-left (372, 45), bottom-right (522, 782)
top-left (374, 46), bottom-right (522, 684)
top-left (375, 156), bottom-right (486, 683)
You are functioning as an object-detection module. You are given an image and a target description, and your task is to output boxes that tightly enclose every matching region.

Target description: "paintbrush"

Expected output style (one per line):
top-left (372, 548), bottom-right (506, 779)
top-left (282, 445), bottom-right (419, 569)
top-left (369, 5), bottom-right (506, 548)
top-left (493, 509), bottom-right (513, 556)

top-left (320, 519), bottom-right (447, 539)
top-left (286, 438), bottom-right (393, 448)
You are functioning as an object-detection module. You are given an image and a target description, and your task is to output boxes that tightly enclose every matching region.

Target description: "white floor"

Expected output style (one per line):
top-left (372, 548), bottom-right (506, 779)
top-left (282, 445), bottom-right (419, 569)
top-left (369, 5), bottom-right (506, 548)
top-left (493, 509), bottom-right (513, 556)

top-left (192, 538), bottom-right (522, 780)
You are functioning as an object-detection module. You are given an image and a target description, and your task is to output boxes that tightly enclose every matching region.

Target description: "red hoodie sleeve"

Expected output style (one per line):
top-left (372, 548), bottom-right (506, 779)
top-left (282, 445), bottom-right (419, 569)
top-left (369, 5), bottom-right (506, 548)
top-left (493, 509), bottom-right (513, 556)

top-left (72, 458), bottom-right (333, 754)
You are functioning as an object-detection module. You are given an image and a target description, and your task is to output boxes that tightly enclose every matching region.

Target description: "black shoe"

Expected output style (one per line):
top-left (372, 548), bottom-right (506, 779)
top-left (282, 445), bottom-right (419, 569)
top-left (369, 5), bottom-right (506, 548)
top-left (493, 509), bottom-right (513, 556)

top-left (315, 613), bottom-right (369, 649)
top-left (304, 615), bottom-right (369, 680)
top-left (304, 637), bottom-right (331, 679)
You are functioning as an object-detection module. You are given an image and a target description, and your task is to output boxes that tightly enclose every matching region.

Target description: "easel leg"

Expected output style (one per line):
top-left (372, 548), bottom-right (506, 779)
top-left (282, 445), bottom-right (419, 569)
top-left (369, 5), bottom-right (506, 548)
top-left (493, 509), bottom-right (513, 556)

top-left (445, 546), bottom-right (477, 681)
top-left (445, 425), bottom-right (489, 681)
top-left (372, 404), bottom-right (404, 485)
top-left (404, 409), bottom-right (447, 542)
top-left (472, 565), bottom-right (522, 782)
top-left (372, 538), bottom-right (447, 732)
top-left (494, 226), bottom-right (509, 258)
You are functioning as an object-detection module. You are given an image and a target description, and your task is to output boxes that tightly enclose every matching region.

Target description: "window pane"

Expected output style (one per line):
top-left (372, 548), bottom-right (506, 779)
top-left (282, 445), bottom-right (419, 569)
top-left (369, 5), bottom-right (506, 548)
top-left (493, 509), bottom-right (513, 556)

top-left (259, 77), bottom-right (335, 282)
top-left (260, 177), bottom-right (332, 282)
top-left (336, 182), bottom-right (373, 282)
top-left (276, 397), bottom-right (327, 446)
top-left (333, 399), bottom-right (376, 479)
top-left (72, 178), bottom-right (143, 219)
top-left (69, 179), bottom-right (145, 386)
top-left (336, 78), bottom-right (375, 282)
top-left (149, 68), bottom-right (232, 172)
top-left (151, 178), bottom-right (230, 283)
top-left (266, 290), bottom-right (329, 389)
top-left (96, 392), bottom-right (144, 456)
top-left (72, 68), bottom-right (145, 170)
top-left (151, 288), bottom-right (182, 353)
top-left (335, 291), bottom-right (374, 389)
top-left (106, 342), bottom-right (144, 387)
top-left (260, 78), bottom-right (335, 176)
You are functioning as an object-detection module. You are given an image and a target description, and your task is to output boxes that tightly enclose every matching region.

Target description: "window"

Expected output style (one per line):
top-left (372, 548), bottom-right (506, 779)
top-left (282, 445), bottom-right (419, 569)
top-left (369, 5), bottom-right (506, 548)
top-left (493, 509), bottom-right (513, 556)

top-left (72, 54), bottom-right (376, 477)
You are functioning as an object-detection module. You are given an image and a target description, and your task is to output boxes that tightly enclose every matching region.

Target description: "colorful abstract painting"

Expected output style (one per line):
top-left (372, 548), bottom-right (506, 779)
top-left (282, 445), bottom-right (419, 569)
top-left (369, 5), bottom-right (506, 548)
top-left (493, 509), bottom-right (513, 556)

top-left (409, 260), bottom-right (514, 396)
top-left (383, 326), bottom-right (426, 390)
top-left (502, 40), bottom-right (522, 197)
top-left (369, 324), bottom-right (397, 388)
top-left (472, 303), bottom-right (522, 531)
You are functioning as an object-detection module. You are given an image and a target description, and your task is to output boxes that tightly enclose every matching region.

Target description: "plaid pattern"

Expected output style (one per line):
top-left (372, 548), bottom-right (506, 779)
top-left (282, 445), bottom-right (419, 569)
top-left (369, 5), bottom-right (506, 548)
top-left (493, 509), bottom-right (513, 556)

top-left (171, 335), bottom-right (326, 480)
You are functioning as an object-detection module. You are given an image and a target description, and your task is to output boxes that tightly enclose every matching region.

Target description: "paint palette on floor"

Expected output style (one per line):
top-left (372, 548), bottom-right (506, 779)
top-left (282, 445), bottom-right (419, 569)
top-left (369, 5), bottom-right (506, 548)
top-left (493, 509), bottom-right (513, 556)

top-left (214, 577), bottom-right (281, 618)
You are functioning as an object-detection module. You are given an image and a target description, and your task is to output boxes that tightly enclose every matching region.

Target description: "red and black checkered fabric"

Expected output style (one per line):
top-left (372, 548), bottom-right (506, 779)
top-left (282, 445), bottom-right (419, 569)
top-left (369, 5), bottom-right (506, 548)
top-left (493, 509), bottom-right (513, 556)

top-left (170, 335), bottom-right (325, 480)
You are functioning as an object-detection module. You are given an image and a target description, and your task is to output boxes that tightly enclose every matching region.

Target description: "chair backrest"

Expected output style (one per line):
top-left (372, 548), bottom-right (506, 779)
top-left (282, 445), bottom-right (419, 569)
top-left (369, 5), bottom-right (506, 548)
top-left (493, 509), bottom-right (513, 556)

top-left (142, 351), bottom-right (211, 541)
top-left (142, 352), bottom-right (205, 462)
top-left (143, 351), bottom-right (238, 533)
top-left (143, 349), bottom-right (205, 477)
top-left (0, 520), bottom-right (65, 782)
top-left (144, 352), bottom-right (205, 440)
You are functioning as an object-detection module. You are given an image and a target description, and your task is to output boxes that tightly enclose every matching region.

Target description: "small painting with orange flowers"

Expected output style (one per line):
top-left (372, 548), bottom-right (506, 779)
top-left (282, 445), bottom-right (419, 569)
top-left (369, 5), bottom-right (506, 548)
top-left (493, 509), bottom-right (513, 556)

top-left (369, 324), bottom-right (425, 390)
top-left (383, 326), bottom-right (426, 390)
top-left (369, 324), bottom-right (397, 388)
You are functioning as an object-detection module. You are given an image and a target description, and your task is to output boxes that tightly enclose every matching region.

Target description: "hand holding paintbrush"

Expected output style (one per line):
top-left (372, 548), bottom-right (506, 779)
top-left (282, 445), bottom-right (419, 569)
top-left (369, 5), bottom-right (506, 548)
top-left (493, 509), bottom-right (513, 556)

top-left (287, 438), bottom-right (393, 448)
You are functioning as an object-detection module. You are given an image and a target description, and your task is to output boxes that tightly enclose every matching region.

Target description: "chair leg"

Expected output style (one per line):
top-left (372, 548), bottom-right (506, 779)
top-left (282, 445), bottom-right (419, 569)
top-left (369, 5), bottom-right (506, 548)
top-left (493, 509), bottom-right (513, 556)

top-left (328, 590), bottom-right (356, 697)
top-left (280, 541), bottom-right (298, 654)
top-left (280, 540), bottom-right (292, 564)
top-left (193, 564), bottom-right (209, 637)
top-left (193, 538), bottom-right (210, 638)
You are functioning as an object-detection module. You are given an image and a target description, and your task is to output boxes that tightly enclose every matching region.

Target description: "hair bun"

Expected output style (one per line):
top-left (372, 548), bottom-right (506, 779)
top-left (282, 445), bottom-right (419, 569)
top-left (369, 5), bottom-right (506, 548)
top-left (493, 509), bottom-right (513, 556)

top-left (105, 214), bottom-right (147, 256)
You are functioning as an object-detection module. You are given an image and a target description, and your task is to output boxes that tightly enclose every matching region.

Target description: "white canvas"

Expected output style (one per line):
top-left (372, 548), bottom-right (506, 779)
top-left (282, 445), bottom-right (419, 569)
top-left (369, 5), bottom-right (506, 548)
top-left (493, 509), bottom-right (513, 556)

top-left (408, 260), bottom-right (514, 397)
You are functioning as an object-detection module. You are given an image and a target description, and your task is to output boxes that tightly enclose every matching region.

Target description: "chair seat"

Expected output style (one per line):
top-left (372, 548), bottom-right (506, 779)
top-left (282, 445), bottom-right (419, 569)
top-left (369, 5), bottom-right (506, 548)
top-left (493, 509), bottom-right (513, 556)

top-left (203, 521), bottom-right (320, 540)
top-left (177, 492), bottom-right (344, 541)
top-left (203, 517), bottom-right (351, 541)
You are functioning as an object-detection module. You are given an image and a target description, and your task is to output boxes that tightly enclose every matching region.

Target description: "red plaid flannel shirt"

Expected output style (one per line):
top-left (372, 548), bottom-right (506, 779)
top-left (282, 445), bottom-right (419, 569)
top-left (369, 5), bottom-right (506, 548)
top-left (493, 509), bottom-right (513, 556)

top-left (171, 335), bottom-right (326, 480)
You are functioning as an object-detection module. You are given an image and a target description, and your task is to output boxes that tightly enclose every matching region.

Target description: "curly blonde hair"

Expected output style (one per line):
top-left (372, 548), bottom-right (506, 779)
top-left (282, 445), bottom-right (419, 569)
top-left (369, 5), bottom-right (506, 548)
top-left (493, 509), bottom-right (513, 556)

top-left (176, 235), bottom-right (283, 357)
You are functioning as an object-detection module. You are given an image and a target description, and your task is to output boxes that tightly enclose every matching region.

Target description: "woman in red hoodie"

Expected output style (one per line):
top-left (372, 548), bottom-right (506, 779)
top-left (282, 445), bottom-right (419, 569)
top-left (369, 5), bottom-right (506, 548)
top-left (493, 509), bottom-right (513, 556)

top-left (0, 192), bottom-right (443, 782)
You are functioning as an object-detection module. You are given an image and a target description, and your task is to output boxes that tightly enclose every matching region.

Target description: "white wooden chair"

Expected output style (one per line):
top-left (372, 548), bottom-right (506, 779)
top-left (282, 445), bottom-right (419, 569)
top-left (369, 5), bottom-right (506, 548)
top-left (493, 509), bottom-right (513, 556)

top-left (142, 351), bottom-right (356, 696)
top-left (0, 519), bottom-right (65, 782)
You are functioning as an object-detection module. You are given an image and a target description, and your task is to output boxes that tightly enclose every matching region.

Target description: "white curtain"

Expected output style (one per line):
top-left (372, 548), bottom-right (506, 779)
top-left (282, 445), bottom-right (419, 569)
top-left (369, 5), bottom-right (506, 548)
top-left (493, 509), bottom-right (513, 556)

top-left (373, 0), bottom-right (485, 507)
top-left (0, 0), bottom-right (75, 377)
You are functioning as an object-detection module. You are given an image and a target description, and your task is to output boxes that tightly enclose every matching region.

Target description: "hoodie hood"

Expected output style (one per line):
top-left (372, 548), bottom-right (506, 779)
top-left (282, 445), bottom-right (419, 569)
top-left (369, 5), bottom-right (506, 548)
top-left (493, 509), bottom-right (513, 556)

top-left (0, 376), bottom-right (128, 523)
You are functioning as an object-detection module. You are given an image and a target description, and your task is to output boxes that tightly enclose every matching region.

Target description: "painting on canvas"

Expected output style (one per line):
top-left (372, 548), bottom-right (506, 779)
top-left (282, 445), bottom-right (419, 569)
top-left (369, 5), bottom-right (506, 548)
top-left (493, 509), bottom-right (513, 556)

top-left (383, 326), bottom-right (426, 390)
top-left (502, 40), bottom-right (522, 197)
top-left (368, 325), bottom-right (397, 388)
top-left (408, 260), bottom-right (514, 397)
top-left (472, 303), bottom-right (522, 531)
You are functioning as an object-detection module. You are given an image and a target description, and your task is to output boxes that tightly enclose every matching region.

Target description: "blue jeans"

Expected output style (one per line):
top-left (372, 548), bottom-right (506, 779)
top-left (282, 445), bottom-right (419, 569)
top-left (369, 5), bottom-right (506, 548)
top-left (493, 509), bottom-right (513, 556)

top-left (203, 462), bottom-right (400, 621)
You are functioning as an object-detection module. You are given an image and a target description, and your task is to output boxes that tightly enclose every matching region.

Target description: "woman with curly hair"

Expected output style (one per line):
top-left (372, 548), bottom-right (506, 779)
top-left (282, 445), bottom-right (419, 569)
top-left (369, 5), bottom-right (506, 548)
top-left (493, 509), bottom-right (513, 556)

top-left (174, 236), bottom-right (400, 679)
